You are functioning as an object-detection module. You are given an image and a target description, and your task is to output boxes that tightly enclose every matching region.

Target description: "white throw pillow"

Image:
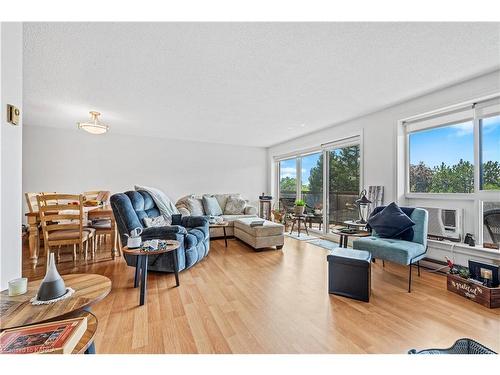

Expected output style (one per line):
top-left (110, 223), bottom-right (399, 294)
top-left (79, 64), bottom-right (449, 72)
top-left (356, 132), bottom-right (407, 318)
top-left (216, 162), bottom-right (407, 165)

top-left (143, 216), bottom-right (169, 228)
top-left (186, 197), bottom-right (205, 216)
top-left (224, 196), bottom-right (246, 215)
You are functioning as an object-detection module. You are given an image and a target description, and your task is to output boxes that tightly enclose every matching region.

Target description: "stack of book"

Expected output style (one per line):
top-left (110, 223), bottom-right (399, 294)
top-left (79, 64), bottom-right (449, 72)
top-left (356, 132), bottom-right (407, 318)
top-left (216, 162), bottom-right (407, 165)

top-left (0, 316), bottom-right (87, 354)
top-left (249, 220), bottom-right (265, 227)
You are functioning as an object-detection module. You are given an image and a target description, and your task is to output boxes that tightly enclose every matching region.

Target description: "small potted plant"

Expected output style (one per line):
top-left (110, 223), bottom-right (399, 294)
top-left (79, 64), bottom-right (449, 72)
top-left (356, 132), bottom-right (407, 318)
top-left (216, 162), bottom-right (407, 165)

top-left (294, 199), bottom-right (306, 215)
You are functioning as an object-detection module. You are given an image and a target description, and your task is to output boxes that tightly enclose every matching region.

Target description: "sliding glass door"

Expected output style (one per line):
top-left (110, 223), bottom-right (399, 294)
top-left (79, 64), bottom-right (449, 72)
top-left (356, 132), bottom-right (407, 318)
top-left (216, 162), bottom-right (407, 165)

top-left (279, 158), bottom-right (298, 206)
top-left (326, 144), bottom-right (360, 230)
top-left (300, 152), bottom-right (323, 231)
top-left (276, 136), bottom-right (361, 236)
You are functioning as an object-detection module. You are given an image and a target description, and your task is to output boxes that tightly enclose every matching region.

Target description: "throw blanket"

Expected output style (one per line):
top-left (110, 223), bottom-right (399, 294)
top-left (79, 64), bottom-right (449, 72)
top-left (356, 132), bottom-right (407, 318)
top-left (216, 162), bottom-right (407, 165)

top-left (134, 185), bottom-right (179, 224)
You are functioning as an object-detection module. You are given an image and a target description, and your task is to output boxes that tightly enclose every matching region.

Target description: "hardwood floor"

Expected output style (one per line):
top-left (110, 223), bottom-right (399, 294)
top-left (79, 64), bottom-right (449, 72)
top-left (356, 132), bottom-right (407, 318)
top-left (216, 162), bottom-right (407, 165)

top-left (21, 236), bottom-right (500, 354)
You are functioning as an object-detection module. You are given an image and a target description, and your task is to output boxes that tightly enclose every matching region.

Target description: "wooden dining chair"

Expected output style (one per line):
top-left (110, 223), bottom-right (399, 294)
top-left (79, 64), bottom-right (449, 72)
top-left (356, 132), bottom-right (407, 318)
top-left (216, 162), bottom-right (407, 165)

top-left (84, 190), bottom-right (112, 256)
top-left (37, 194), bottom-right (96, 267)
top-left (83, 190), bottom-right (111, 205)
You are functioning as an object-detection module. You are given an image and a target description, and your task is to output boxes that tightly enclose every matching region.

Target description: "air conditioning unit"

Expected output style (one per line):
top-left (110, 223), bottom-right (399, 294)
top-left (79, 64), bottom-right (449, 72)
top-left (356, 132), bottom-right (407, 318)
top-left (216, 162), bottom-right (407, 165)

top-left (421, 207), bottom-right (462, 242)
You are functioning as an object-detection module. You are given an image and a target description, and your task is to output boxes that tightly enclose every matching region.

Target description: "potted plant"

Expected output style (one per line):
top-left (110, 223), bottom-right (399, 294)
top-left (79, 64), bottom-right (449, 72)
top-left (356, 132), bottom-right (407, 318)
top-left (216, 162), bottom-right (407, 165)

top-left (294, 199), bottom-right (306, 215)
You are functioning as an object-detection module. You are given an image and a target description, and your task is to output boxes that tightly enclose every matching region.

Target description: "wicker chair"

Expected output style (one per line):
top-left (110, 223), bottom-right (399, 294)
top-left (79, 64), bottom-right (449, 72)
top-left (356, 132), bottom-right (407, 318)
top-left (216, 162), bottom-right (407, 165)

top-left (409, 338), bottom-right (496, 354)
top-left (484, 209), bottom-right (500, 244)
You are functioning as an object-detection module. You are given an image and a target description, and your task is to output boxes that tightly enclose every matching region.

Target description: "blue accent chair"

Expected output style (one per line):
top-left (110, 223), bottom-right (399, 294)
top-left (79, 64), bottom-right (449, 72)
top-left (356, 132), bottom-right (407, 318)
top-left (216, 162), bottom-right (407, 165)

top-left (352, 207), bottom-right (428, 292)
top-left (110, 191), bottom-right (210, 273)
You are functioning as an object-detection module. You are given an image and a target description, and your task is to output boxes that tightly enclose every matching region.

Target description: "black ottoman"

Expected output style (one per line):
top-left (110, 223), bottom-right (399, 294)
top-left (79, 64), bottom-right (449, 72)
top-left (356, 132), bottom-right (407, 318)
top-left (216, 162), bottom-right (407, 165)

top-left (327, 247), bottom-right (371, 302)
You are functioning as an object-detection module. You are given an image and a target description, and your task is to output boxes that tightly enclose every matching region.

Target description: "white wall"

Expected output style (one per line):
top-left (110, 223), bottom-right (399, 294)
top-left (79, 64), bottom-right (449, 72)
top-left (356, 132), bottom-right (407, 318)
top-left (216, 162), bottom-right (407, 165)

top-left (1, 23), bottom-right (23, 290)
top-left (23, 126), bottom-right (267, 211)
top-left (268, 70), bottom-right (500, 265)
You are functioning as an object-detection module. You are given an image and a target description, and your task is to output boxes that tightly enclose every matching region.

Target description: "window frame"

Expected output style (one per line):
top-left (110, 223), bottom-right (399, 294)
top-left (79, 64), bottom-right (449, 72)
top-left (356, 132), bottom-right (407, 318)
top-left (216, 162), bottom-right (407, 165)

top-left (398, 93), bottom-right (500, 247)
top-left (274, 133), bottom-right (363, 236)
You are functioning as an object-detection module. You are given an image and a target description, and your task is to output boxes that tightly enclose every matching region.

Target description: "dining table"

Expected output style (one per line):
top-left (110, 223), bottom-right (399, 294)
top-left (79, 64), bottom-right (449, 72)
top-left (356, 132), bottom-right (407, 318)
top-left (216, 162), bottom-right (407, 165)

top-left (25, 205), bottom-right (119, 268)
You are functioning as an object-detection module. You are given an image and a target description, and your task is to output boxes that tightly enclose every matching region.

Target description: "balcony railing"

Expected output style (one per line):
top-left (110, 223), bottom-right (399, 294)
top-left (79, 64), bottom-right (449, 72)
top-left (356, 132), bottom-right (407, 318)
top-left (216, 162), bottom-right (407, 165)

top-left (279, 190), bottom-right (359, 225)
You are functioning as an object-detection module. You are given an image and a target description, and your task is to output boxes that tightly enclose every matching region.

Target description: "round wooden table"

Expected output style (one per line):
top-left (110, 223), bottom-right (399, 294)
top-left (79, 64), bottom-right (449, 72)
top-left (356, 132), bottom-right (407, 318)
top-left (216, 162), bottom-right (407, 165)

top-left (72, 310), bottom-right (98, 354)
top-left (331, 228), bottom-right (370, 248)
top-left (0, 273), bottom-right (111, 354)
top-left (209, 221), bottom-right (229, 247)
top-left (123, 240), bottom-right (181, 306)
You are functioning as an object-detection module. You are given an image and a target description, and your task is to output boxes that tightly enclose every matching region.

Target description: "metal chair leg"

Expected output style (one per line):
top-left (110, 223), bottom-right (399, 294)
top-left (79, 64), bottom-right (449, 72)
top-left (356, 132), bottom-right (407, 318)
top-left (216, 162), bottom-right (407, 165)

top-left (417, 261), bottom-right (421, 277)
top-left (382, 260), bottom-right (385, 267)
top-left (408, 264), bottom-right (412, 293)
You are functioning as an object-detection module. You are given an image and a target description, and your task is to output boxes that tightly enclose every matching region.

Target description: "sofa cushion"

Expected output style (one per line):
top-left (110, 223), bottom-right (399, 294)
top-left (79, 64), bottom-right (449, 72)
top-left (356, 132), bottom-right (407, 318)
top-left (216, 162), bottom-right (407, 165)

top-left (352, 237), bottom-right (426, 265)
top-left (213, 194), bottom-right (239, 212)
top-left (234, 218), bottom-right (284, 237)
top-left (224, 196), bottom-right (246, 214)
top-left (186, 196), bottom-right (205, 216)
top-left (202, 195), bottom-right (223, 216)
top-left (221, 214), bottom-right (258, 223)
top-left (367, 202), bottom-right (415, 239)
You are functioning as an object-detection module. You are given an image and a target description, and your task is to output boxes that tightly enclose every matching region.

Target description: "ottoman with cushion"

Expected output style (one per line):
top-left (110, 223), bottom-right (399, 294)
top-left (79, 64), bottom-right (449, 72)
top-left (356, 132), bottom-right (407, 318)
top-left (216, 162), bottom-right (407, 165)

top-left (327, 247), bottom-right (371, 302)
top-left (234, 218), bottom-right (284, 250)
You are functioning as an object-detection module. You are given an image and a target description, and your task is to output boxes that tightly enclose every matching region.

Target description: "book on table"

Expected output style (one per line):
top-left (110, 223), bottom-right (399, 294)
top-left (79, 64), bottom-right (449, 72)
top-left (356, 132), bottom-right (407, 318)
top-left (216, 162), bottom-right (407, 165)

top-left (0, 316), bottom-right (87, 354)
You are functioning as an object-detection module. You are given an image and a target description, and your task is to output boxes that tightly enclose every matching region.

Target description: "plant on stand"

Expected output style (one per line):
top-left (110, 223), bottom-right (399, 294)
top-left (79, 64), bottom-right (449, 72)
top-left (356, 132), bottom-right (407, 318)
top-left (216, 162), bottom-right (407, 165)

top-left (294, 199), bottom-right (306, 215)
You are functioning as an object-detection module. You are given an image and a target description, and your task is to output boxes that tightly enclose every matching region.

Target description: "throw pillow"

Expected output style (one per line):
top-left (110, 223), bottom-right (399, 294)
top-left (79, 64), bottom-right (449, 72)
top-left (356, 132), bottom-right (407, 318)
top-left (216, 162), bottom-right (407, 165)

top-left (143, 216), bottom-right (169, 228)
top-left (202, 195), bottom-right (223, 216)
top-left (186, 196), bottom-right (205, 216)
top-left (367, 202), bottom-right (415, 239)
top-left (224, 196), bottom-right (246, 215)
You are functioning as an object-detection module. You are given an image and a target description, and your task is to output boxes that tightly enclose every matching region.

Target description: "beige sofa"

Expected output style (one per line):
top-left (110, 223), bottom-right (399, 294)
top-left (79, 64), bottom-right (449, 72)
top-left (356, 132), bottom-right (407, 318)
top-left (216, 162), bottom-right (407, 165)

top-left (175, 193), bottom-right (258, 237)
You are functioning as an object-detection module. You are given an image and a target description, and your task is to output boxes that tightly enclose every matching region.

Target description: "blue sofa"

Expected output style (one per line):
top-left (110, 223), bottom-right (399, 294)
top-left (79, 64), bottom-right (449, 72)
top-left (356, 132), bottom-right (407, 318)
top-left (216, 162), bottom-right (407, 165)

top-left (110, 191), bottom-right (210, 273)
top-left (352, 207), bottom-right (428, 292)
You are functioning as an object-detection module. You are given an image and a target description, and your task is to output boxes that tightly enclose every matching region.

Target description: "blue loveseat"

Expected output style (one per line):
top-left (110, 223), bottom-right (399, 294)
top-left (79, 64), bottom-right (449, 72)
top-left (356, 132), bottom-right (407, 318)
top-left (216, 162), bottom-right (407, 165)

top-left (352, 206), bottom-right (428, 292)
top-left (110, 191), bottom-right (210, 273)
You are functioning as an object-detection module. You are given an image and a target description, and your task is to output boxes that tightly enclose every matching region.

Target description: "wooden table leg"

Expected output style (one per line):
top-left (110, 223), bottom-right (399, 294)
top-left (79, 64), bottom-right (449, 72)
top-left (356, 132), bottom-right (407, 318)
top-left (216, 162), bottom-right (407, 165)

top-left (111, 218), bottom-right (117, 259)
top-left (173, 250), bottom-right (180, 287)
top-left (223, 226), bottom-right (227, 247)
top-left (27, 220), bottom-right (39, 268)
top-left (134, 256), bottom-right (142, 288)
top-left (139, 255), bottom-right (148, 306)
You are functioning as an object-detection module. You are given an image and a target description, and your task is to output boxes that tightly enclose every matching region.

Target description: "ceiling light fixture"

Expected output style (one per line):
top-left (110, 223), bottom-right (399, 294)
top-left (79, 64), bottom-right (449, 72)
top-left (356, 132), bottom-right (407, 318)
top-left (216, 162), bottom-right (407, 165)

top-left (77, 111), bottom-right (109, 134)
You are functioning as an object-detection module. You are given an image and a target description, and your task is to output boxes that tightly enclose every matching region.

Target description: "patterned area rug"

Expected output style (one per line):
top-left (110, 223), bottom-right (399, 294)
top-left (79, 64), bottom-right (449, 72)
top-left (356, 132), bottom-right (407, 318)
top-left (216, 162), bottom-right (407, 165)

top-left (285, 232), bottom-right (318, 241)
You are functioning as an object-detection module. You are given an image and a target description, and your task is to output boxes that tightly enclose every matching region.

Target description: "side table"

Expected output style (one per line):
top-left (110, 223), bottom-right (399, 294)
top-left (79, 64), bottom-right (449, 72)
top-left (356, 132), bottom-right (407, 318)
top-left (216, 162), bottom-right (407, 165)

top-left (331, 228), bottom-right (370, 248)
top-left (123, 240), bottom-right (181, 306)
top-left (290, 214), bottom-right (309, 237)
top-left (209, 221), bottom-right (229, 247)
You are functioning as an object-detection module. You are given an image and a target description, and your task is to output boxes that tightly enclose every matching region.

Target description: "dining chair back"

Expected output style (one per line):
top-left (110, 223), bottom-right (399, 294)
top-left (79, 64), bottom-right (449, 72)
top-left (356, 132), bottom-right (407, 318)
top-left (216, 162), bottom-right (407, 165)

top-left (37, 194), bottom-right (94, 267)
top-left (84, 190), bottom-right (111, 205)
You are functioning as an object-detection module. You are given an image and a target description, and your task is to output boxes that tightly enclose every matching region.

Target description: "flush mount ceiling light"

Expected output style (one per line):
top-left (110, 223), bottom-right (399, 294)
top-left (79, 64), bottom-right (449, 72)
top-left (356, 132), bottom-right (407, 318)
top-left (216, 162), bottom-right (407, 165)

top-left (77, 111), bottom-right (109, 134)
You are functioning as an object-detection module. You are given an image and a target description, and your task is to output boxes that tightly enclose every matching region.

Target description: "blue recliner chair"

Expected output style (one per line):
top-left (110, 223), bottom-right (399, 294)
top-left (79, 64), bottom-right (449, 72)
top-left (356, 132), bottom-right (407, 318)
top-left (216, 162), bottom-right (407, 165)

top-left (352, 207), bottom-right (428, 292)
top-left (110, 191), bottom-right (210, 273)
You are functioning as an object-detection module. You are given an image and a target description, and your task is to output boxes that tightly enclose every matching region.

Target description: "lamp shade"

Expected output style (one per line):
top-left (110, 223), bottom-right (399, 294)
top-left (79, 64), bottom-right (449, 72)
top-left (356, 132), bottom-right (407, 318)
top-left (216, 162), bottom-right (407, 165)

top-left (77, 111), bottom-right (109, 134)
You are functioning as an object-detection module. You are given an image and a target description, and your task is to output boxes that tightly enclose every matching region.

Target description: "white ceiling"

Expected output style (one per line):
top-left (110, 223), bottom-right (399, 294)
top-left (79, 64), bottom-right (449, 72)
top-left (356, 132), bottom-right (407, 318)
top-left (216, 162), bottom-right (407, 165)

top-left (23, 22), bottom-right (500, 147)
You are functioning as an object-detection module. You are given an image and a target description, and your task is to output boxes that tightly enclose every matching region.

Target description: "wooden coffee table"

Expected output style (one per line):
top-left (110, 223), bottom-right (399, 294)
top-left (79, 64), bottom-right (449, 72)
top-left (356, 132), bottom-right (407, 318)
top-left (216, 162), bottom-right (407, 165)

top-left (331, 228), bottom-right (371, 248)
top-left (0, 273), bottom-right (111, 354)
top-left (209, 221), bottom-right (229, 247)
top-left (123, 240), bottom-right (181, 306)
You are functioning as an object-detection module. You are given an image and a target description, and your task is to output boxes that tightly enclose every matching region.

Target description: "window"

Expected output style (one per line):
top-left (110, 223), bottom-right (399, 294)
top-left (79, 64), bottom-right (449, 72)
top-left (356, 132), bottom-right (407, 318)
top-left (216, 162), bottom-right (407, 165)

top-left (409, 121), bottom-right (474, 193)
top-left (479, 115), bottom-right (500, 191)
top-left (279, 158), bottom-right (297, 201)
top-left (328, 145), bottom-right (360, 224)
top-left (275, 135), bottom-right (362, 235)
top-left (401, 95), bottom-right (500, 250)
top-left (300, 152), bottom-right (323, 214)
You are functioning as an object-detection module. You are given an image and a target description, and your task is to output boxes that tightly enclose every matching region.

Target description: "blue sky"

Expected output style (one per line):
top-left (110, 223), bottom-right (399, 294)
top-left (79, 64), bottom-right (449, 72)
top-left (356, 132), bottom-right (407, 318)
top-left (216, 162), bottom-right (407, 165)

top-left (280, 153), bottom-right (322, 185)
top-left (410, 116), bottom-right (500, 167)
